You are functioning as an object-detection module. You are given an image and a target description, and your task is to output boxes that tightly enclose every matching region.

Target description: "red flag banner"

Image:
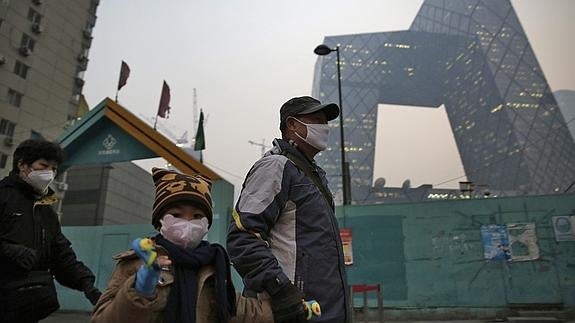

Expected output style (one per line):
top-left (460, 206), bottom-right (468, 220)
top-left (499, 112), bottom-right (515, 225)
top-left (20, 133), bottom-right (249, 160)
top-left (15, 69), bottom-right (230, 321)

top-left (157, 81), bottom-right (171, 118)
top-left (117, 61), bottom-right (130, 91)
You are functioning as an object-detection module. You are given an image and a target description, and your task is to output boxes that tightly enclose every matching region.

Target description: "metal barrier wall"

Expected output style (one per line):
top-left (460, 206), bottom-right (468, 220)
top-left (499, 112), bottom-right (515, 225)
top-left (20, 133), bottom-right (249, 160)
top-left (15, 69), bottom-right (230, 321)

top-left (340, 193), bottom-right (575, 311)
top-left (57, 193), bottom-right (575, 313)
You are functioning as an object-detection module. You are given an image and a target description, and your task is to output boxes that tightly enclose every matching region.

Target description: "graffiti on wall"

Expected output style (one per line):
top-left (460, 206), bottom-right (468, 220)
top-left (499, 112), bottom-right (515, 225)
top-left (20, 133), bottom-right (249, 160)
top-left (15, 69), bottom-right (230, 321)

top-left (431, 231), bottom-right (474, 257)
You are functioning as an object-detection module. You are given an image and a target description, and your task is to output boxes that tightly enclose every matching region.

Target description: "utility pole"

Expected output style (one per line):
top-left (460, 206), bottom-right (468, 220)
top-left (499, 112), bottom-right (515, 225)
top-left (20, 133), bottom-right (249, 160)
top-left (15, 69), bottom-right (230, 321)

top-left (248, 139), bottom-right (270, 157)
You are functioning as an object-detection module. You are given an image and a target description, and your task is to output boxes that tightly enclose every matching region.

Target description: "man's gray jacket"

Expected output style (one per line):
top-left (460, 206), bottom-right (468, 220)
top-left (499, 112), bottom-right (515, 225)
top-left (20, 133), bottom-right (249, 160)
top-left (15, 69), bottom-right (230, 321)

top-left (227, 138), bottom-right (349, 323)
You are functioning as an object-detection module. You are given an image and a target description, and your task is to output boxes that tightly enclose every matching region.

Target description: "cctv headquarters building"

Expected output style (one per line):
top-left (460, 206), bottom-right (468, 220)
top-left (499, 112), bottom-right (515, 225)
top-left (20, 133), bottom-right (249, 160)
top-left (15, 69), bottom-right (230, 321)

top-left (312, 0), bottom-right (575, 204)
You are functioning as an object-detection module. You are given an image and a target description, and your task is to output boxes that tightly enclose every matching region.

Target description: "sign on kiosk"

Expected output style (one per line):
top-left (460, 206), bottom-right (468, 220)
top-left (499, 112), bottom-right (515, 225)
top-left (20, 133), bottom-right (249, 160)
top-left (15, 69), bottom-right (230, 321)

top-left (340, 228), bottom-right (353, 265)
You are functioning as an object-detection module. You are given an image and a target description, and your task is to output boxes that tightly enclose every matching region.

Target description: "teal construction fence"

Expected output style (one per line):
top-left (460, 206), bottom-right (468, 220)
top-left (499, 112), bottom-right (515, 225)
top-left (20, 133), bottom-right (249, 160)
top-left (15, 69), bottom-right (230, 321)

top-left (57, 193), bottom-right (575, 312)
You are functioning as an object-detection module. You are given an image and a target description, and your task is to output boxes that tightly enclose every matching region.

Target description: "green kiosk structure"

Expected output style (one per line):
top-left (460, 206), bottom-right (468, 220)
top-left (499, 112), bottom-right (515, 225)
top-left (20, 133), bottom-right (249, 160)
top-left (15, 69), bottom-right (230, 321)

top-left (55, 98), bottom-right (234, 311)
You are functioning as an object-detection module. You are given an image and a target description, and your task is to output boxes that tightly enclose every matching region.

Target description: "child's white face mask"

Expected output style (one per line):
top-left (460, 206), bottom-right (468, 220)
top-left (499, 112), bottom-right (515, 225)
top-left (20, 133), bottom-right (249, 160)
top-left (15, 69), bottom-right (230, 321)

top-left (159, 214), bottom-right (209, 249)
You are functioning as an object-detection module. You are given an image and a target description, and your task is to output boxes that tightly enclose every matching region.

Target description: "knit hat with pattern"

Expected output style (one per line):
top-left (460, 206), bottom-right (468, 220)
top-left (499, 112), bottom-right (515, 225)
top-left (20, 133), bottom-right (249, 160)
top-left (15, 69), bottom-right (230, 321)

top-left (151, 167), bottom-right (213, 228)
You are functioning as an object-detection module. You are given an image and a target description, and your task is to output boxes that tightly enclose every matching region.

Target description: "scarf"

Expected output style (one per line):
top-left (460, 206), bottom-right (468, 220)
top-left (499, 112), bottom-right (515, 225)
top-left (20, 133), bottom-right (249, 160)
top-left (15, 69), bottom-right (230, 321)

top-left (155, 234), bottom-right (236, 323)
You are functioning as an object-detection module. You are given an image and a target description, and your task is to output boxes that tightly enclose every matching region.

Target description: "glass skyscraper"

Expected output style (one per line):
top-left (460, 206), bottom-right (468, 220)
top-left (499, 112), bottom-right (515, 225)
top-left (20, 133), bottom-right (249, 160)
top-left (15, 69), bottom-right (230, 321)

top-left (554, 90), bottom-right (575, 143)
top-left (312, 0), bottom-right (575, 204)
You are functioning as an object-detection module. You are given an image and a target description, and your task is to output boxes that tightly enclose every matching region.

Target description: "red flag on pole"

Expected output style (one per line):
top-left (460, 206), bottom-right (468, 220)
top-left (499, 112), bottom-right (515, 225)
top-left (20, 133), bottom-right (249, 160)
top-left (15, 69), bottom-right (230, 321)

top-left (117, 61), bottom-right (130, 91)
top-left (157, 81), bottom-right (171, 118)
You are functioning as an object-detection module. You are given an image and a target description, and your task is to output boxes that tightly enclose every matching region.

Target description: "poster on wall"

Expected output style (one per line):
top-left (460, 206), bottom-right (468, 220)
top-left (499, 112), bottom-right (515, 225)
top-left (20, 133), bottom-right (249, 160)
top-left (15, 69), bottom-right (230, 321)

top-left (507, 223), bottom-right (539, 261)
top-left (551, 216), bottom-right (575, 241)
top-left (480, 224), bottom-right (510, 261)
top-left (340, 228), bottom-right (354, 265)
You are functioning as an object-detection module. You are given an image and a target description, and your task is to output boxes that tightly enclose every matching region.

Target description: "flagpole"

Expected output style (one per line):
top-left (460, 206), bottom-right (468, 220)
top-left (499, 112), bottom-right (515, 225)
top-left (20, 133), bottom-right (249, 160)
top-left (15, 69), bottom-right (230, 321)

top-left (115, 90), bottom-right (119, 102)
top-left (154, 115), bottom-right (158, 130)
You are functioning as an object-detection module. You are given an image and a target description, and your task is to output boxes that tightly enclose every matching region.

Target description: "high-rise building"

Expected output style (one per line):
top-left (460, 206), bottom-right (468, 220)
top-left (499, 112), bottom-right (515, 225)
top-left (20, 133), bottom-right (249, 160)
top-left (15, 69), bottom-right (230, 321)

top-left (61, 162), bottom-right (155, 226)
top-left (554, 90), bottom-right (575, 142)
top-left (312, 0), bottom-right (575, 204)
top-left (0, 0), bottom-right (98, 177)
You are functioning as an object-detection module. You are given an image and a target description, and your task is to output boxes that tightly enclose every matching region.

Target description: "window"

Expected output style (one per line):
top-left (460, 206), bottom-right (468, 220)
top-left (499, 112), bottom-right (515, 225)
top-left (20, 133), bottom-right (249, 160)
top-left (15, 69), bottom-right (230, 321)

top-left (20, 33), bottom-right (35, 51)
top-left (0, 153), bottom-right (8, 169)
top-left (14, 61), bottom-right (30, 79)
top-left (7, 89), bottom-right (23, 107)
top-left (27, 8), bottom-right (42, 24)
top-left (0, 119), bottom-right (16, 137)
top-left (28, 8), bottom-right (43, 34)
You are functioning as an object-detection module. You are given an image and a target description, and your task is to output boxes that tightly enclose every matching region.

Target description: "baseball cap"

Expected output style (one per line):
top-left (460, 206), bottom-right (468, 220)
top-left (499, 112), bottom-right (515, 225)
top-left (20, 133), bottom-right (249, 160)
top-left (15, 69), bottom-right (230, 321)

top-left (280, 96), bottom-right (340, 130)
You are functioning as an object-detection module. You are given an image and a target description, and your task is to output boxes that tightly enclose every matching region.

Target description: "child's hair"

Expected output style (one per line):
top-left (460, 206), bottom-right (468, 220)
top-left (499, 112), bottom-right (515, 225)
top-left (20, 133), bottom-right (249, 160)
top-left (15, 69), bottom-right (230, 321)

top-left (12, 139), bottom-right (65, 172)
top-left (151, 168), bottom-right (213, 229)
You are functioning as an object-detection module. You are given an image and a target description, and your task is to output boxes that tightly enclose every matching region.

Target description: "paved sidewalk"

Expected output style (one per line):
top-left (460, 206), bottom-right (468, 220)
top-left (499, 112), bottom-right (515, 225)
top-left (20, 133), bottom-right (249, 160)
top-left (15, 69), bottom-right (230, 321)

top-left (40, 312), bottom-right (90, 323)
top-left (40, 311), bottom-right (575, 323)
top-left (40, 311), bottom-right (494, 323)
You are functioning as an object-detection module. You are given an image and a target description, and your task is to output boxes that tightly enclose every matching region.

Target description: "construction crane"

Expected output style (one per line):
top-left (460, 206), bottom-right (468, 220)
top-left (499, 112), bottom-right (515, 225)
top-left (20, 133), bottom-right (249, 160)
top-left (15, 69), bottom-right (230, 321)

top-left (139, 113), bottom-right (189, 146)
top-left (248, 139), bottom-right (270, 157)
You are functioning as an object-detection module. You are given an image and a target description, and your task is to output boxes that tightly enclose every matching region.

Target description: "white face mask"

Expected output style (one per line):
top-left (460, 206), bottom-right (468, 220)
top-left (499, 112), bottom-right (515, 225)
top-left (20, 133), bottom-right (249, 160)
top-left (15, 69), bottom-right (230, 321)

top-left (26, 169), bottom-right (55, 194)
top-left (160, 214), bottom-right (209, 249)
top-left (291, 117), bottom-right (330, 151)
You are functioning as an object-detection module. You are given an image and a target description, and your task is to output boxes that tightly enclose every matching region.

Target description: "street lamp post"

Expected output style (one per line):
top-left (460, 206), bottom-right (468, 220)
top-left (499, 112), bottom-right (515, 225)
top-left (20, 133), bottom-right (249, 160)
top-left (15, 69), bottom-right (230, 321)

top-left (314, 44), bottom-right (349, 205)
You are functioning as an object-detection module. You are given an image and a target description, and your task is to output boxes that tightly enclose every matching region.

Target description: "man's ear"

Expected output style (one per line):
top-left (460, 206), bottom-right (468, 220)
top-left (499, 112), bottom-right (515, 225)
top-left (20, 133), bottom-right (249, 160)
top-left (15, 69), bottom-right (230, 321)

top-left (286, 117), bottom-right (297, 132)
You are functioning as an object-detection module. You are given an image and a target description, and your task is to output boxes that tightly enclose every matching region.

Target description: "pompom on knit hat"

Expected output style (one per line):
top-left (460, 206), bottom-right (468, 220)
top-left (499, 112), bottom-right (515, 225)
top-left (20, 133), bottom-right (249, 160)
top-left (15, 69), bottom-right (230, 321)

top-left (151, 167), bottom-right (213, 228)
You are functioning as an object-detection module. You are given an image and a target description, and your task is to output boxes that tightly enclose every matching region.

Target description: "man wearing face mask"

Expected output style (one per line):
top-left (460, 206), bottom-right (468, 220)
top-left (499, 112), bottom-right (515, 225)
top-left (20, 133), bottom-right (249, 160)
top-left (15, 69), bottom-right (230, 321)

top-left (0, 139), bottom-right (102, 322)
top-left (227, 96), bottom-right (350, 323)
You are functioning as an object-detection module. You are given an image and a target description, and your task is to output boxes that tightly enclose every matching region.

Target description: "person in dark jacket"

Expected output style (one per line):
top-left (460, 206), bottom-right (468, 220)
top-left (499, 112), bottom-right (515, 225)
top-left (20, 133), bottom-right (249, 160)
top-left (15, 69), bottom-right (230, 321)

top-left (227, 96), bottom-right (350, 323)
top-left (0, 139), bottom-right (101, 323)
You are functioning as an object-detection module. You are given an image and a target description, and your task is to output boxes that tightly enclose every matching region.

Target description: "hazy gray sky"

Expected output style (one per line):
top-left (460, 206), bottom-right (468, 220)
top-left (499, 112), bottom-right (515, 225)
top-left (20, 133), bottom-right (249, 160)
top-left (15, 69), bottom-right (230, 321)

top-left (84, 0), bottom-right (575, 194)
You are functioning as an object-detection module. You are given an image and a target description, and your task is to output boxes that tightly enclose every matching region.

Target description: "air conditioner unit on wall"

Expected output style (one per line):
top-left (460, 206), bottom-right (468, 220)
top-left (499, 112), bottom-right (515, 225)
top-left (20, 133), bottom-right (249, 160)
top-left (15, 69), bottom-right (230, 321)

top-left (78, 61), bottom-right (88, 71)
top-left (3, 136), bottom-right (14, 147)
top-left (74, 77), bottom-right (85, 87)
top-left (77, 54), bottom-right (89, 63)
top-left (32, 23), bottom-right (43, 34)
top-left (83, 29), bottom-right (92, 40)
top-left (19, 47), bottom-right (32, 57)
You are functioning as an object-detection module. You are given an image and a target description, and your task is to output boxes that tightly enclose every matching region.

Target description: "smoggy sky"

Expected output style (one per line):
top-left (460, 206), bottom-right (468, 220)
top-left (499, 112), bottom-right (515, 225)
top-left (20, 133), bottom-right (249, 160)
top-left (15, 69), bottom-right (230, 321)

top-left (83, 0), bottom-right (575, 196)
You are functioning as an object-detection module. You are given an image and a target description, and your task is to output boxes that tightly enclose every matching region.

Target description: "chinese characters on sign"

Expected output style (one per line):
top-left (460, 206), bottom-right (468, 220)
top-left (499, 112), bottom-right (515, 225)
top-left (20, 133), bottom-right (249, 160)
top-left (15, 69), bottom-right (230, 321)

top-left (98, 134), bottom-right (120, 156)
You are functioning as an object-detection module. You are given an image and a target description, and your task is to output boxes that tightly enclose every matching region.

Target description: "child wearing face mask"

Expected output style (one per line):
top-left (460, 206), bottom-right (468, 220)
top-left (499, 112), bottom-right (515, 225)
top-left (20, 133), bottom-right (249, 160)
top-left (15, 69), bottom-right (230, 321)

top-left (91, 168), bottom-right (274, 323)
